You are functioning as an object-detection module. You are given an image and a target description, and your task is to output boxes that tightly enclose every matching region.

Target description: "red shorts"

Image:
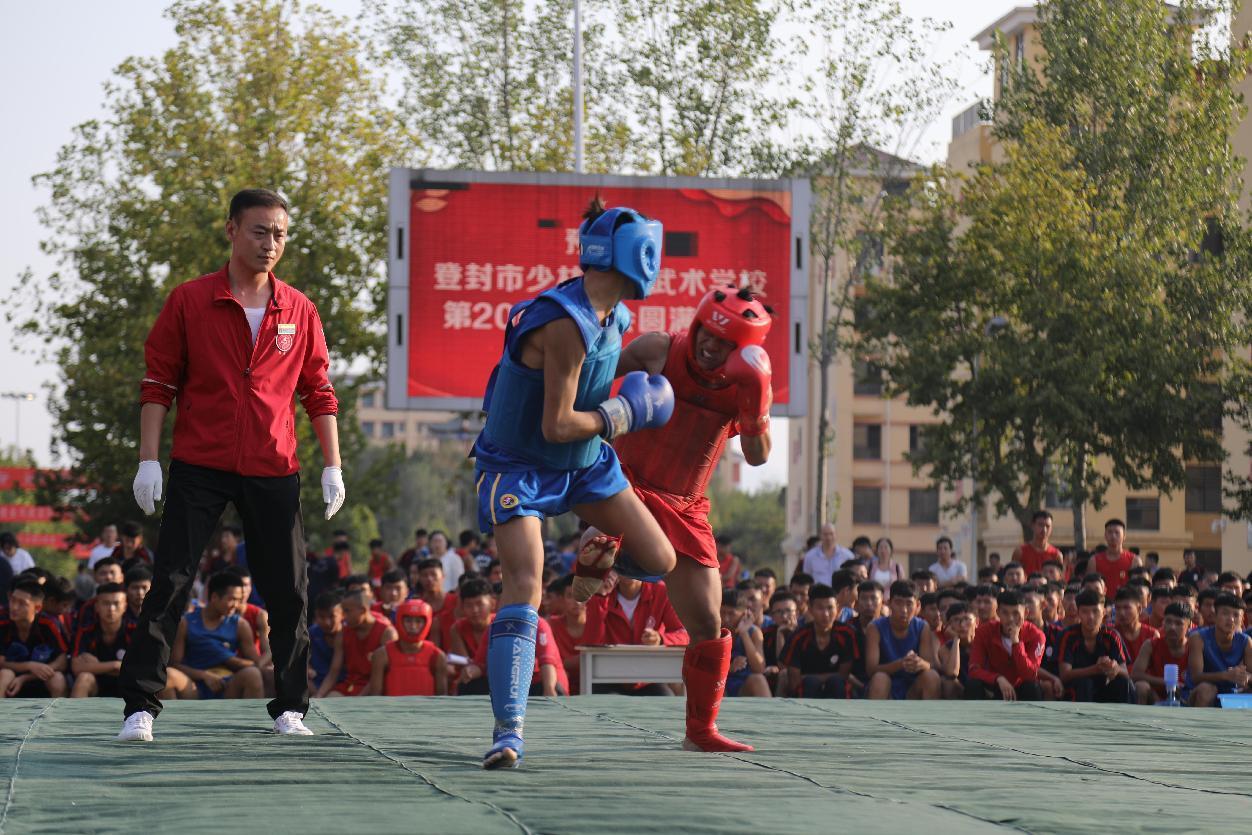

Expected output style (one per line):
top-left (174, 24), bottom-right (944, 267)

top-left (630, 482), bottom-right (718, 569)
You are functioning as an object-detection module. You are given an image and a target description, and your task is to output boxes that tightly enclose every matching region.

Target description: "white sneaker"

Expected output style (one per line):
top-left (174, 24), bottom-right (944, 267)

top-left (117, 711), bottom-right (154, 742)
top-left (273, 711), bottom-right (314, 736)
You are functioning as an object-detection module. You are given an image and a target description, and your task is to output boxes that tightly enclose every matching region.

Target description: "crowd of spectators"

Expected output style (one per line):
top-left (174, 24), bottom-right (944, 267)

top-left (0, 511), bottom-right (1249, 707)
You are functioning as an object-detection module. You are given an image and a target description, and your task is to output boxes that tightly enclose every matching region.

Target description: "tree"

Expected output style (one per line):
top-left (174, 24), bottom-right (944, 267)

top-left (10, 0), bottom-right (405, 548)
top-left (708, 485), bottom-right (786, 575)
top-left (796, 0), bottom-right (958, 527)
top-left (367, 0), bottom-right (635, 172)
top-left (861, 0), bottom-right (1251, 544)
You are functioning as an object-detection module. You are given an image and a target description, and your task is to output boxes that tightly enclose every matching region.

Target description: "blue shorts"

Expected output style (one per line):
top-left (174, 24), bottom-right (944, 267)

top-left (475, 443), bottom-right (629, 533)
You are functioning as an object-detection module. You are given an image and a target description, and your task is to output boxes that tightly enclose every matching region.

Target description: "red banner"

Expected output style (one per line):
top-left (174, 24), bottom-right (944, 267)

top-left (0, 505), bottom-right (55, 522)
top-left (13, 532), bottom-right (75, 549)
top-left (406, 183), bottom-right (793, 403)
top-left (0, 468), bottom-right (37, 491)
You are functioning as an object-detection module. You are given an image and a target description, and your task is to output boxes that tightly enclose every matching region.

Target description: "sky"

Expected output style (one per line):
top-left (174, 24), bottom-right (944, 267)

top-left (0, 0), bottom-right (1012, 490)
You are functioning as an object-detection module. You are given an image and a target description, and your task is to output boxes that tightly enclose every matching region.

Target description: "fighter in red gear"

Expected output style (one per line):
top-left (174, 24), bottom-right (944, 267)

top-left (575, 285), bottom-right (773, 753)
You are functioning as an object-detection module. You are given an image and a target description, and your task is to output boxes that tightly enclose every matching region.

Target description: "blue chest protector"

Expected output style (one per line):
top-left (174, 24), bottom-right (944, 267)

top-left (475, 278), bottom-right (630, 471)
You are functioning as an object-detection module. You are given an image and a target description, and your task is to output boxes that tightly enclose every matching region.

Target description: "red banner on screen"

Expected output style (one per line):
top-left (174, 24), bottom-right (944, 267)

top-left (407, 183), bottom-right (792, 404)
top-left (0, 468), bottom-right (38, 491)
top-left (0, 505), bottom-right (55, 523)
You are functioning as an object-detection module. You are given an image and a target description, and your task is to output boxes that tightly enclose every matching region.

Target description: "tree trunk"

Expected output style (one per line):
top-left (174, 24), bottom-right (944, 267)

top-left (1071, 451), bottom-right (1087, 552)
top-left (813, 258), bottom-right (834, 530)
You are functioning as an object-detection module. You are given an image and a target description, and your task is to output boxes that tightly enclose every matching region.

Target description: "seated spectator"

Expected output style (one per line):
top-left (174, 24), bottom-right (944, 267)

top-left (1132, 601), bottom-right (1192, 705)
top-left (484, 559), bottom-right (503, 587)
top-left (413, 558), bottom-right (459, 650)
top-left (1021, 587), bottom-right (1064, 696)
top-left (865, 580), bottom-right (941, 700)
top-left (1152, 567), bottom-right (1177, 590)
top-left (367, 538), bottom-right (394, 590)
top-left (788, 572), bottom-right (814, 623)
top-left (735, 581), bottom-right (766, 630)
top-left (937, 602), bottom-right (975, 699)
top-left (1216, 571), bottom-right (1245, 597)
top-left (844, 559), bottom-right (869, 583)
top-left (1112, 585), bottom-right (1159, 664)
top-left (305, 544), bottom-right (341, 614)
top-left (1187, 593), bottom-right (1251, 707)
top-left (781, 584), bottom-right (858, 698)
top-left (972, 584), bottom-right (999, 625)
top-left (123, 565), bottom-right (152, 624)
top-left (830, 570), bottom-right (858, 624)
top-left (542, 569), bottom-right (567, 620)
top-left (470, 611), bottom-right (565, 697)
top-left (375, 569), bottom-right (408, 624)
top-left (850, 580), bottom-right (885, 685)
top-left (976, 566), bottom-right (999, 586)
top-left (450, 578), bottom-right (496, 695)
top-left (919, 592), bottom-right (942, 637)
top-left (0, 532), bottom-right (36, 575)
top-left (720, 591), bottom-right (770, 698)
top-left (332, 541), bottom-right (355, 582)
top-left (1080, 572), bottom-right (1107, 600)
top-left (1058, 589), bottom-right (1134, 703)
top-left (341, 573), bottom-right (372, 599)
top-left (41, 577), bottom-right (76, 642)
top-left (547, 575), bottom-right (589, 694)
top-left (1001, 562), bottom-right (1027, 589)
top-left (171, 573), bottom-right (262, 700)
top-left (911, 570), bottom-right (938, 596)
top-left (0, 579), bottom-right (68, 698)
top-left (965, 590), bottom-right (1045, 701)
top-left (763, 590), bottom-right (799, 686)
top-left (226, 566), bottom-right (271, 664)
top-left (753, 568), bottom-right (778, 604)
top-left (308, 591), bottom-right (344, 693)
top-left (75, 557), bottom-right (125, 632)
top-left (71, 582), bottom-right (190, 699)
top-left (316, 590), bottom-right (397, 697)
top-left (1196, 587), bottom-right (1220, 627)
top-left (370, 599), bottom-right (447, 696)
top-left (928, 537), bottom-right (966, 588)
top-left (582, 573), bottom-right (688, 695)
top-left (1146, 586), bottom-right (1170, 631)
top-left (1041, 559), bottom-right (1065, 585)
top-left (112, 521), bottom-right (153, 571)
top-left (936, 588), bottom-right (965, 623)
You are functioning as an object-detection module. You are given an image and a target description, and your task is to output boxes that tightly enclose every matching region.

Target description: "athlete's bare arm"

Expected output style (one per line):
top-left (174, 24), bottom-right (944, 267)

top-left (615, 331), bottom-right (671, 376)
top-left (526, 318), bottom-right (605, 443)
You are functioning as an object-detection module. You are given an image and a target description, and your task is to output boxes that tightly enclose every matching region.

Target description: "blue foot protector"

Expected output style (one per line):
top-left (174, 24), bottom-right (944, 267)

top-left (482, 604), bottom-right (538, 770)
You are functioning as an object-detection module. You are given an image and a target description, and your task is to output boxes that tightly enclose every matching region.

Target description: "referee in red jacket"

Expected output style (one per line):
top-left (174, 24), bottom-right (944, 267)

top-left (117, 189), bottom-right (345, 741)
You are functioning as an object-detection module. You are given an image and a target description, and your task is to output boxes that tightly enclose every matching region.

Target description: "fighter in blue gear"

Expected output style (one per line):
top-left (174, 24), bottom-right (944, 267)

top-left (472, 197), bottom-right (679, 769)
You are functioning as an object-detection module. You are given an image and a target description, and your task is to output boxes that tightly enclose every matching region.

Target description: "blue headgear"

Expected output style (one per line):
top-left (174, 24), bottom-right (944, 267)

top-left (578, 207), bottom-right (664, 299)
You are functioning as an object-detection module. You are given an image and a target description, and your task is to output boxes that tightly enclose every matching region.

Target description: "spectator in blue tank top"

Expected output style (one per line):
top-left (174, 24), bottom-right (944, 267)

top-left (1187, 593), bottom-right (1251, 707)
top-left (171, 572), bottom-right (263, 700)
top-left (307, 591), bottom-right (344, 692)
top-left (865, 580), bottom-right (941, 700)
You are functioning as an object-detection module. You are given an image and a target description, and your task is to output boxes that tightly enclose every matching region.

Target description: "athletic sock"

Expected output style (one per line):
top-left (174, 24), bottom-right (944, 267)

top-left (484, 603), bottom-right (539, 766)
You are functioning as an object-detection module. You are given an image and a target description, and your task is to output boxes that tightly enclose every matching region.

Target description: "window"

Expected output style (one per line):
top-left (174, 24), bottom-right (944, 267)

top-left (361, 391), bottom-right (376, 408)
top-left (908, 425), bottom-right (928, 455)
top-left (909, 553), bottom-right (937, 574)
top-left (1014, 33), bottom-right (1025, 64)
top-left (909, 488), bottom-right (940, 525)
top-left (1125, 497), bottom-right (1160, 531)
top-left (853, 360), bottom-right (883, 396)
top-left (380, 422), bottom-right (396, 439)
top-left (362, 421), bottom-right (375, 438)
top-left (854, 233), bottom-right (884, 278)
top-left (853, 424), bottom-right (882, 460)
top-left (1194, 549), bottom-right (1223, 572)
top-left (1186, 466), bottom-right (1222, 513)
top-left (852, 486), bottom-right (881, 524)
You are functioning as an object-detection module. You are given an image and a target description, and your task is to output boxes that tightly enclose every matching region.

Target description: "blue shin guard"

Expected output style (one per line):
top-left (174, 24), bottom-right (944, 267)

top-left (483, 604), bottom-right (539, 769)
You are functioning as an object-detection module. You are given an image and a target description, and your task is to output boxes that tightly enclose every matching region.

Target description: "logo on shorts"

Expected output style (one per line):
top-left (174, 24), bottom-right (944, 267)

top-left (276, 323), bottom-right (296, 353)
top-left (500, 493), bottom-right (519, 510)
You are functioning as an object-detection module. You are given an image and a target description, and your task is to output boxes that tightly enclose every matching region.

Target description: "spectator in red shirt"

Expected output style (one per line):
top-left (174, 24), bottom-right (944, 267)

top-left (583, 574), bottom-right (689, 695)
top-left (1091, 519), bottom-right (1141, 599)
top-left (375, 569), bottom-right (408, 625)
top-left (1112, 586), bottom-right (1159, 664)
top-left (367, 539), bottom-right (393, 589)
top-left (111, 521), bottom-right (154, 571)
top-left (316, 591), bottom-right (397, 697)
top-left (450, 579), bottom-right (496, 695)
top-left (412, 558), bottom-right (458, 651)
top-left (965, 590), bottom-right (1046, 701)
top-left (369, 599), bottom-right (447, 696)
top-left (1012, 510), bottom-right (1064, 577)
top-left (331, 541), bottom-right (355, 581)
top-left (546, 575), bottom-right (590, 694)
top-left (0, 580), bottom-right (68, 698)
top-left (396, 528), bottom-right (429, 576)
top-left (1058, 589), bottom-right (1135, 703)
top-left (468, 613), bottom-right (565, 697)
top-left (123, 566), bottom-right (152, 625)
top-left (1132, 601), bottom-right (1192, 704)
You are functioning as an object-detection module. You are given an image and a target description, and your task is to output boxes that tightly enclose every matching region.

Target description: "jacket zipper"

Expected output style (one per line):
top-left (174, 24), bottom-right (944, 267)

top-left (231, 297), bottom-right (271, 474)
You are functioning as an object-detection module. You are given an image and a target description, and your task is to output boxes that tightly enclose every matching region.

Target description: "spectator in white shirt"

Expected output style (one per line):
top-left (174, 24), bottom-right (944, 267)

top-left (929, 536), bottom-right (968, 588)
top-left (800, 523), bottom-right (853, 587)
top-left (0, 532), bottom-right (36, 574)
top-left (428, 531), bottom-right (462, 593)
top-left (87, 524), bottom-right (120, 569)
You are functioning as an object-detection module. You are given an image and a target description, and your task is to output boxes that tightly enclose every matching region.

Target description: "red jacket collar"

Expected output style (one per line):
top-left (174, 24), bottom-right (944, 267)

top-left (209, 265), bottom-right (293, 310)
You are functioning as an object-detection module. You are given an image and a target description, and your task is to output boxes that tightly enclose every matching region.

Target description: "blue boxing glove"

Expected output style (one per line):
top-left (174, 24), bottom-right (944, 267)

top-left (597, 371), bottom-right (675, 440)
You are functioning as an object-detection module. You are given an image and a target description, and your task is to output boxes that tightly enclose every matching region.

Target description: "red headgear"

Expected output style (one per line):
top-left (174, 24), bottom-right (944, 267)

top-left (687, 285), bottom-right (772, 382)
top-left (395, 598), bottom-right (433, 644)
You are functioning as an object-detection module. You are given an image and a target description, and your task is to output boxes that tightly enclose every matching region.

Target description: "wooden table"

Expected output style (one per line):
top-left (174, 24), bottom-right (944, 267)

top-left (577, 644), bottom-right (686, 695)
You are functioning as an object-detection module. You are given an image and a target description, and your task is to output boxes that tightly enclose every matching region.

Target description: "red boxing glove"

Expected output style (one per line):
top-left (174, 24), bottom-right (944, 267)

top-left (723, 345), bottom-right (772, 436)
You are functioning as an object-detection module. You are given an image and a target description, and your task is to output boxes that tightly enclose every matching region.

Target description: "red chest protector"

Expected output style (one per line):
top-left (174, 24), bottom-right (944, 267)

top-left (383, 640), bottom-right (439, 696)
top-left (614, 333), bottom-right (738, 504)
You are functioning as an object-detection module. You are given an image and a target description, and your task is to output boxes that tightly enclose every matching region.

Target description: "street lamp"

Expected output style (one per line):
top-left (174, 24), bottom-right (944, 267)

top-left (968, 317), bottom-right (1008, 577)
top-left (0, 392), bottom-right (37, 451)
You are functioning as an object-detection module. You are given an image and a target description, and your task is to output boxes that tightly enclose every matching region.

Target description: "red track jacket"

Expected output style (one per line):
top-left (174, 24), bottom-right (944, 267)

top-left (583, 581), bottom-right (689, 646)
top-left (968, 619), bottom-right (1046, 687)
top-left (140, 267), bottom-right (337, 477)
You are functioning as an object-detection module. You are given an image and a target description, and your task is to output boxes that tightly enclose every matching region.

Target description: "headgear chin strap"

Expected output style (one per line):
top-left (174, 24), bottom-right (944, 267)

top-left (578, 207), bottom-right (664, 299)
top-left (687, 285), bottom-right (773, 383)
top-left (396, 598), bottom-right (433, 644)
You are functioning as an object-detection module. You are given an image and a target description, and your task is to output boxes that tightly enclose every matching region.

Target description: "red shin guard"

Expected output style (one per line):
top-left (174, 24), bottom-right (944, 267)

top-left (683, 629), bottom-right (754, 753)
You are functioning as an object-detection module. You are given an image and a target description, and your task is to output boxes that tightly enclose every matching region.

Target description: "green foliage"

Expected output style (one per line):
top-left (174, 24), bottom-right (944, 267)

top-left (862, 0), bottom-right (1252, 536)
top-left (708, 485), bottom-right (786, 575)
top-left (10, 0), bottom-right (406, 546)
top-left (365, 442), bottom-right (480, 549)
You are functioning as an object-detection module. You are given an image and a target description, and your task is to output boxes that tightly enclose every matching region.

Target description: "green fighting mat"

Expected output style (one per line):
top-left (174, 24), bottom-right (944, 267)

top-left (0, 697), bottom-right (1246, 834)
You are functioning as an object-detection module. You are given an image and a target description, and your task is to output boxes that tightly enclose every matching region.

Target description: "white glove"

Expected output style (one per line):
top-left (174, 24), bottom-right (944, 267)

top-left (321, 466), bottom-right (346, 520)
top-left (133, 460), bottom-right (163, 515)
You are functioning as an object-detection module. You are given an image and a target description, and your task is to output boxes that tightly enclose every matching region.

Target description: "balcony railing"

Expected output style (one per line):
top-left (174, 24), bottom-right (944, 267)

top-left (951, 101), bottom-right (990, 140)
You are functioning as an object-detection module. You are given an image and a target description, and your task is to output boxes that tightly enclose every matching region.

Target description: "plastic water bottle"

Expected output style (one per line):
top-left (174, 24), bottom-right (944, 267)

top-left (1159, 663), bottom-right (1181, 707)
